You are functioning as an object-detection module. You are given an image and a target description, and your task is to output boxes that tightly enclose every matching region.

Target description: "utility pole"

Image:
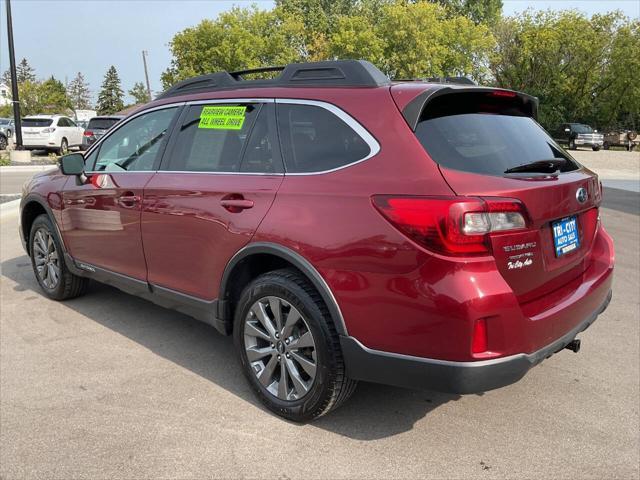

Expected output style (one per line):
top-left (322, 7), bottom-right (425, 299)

top-left (5, 0), bottom-right (23, 149)
top-left (142, 50), bottom-right (152, 102)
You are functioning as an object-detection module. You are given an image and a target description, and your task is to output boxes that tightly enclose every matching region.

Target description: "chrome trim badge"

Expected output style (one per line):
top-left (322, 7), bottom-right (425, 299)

top-left (576, 187), bottom-right (588, 204)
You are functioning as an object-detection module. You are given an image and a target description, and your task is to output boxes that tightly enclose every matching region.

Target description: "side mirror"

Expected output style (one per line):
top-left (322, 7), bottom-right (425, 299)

top-left (60, 153), bottom-right (85, 176)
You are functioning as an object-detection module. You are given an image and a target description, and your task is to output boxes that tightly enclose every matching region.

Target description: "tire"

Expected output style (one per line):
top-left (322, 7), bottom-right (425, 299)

top-left (569, 139), bottom-right (577, 150)
top-left (0, 134), bottom-right (6, 151)
top-left (603, 142), bottom-right (610, 150)
top-left (58, 138), bottom-right (68, 155)
top-left (233, 268), bottom-right (357, 422)
top-left (29, 214), bottom-right (89, 300)
top-left (592, 146), bottom-right (600, 151)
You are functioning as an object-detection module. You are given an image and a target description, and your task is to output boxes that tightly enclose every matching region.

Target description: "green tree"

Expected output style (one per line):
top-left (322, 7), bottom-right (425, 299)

top-left (329, 1), bottom-right (495, 79)
top-left (128, 81), bottom-right (150, 104)
top-left (161, 6), bottom-right (306, 88)
top-left (490, 10), bottom-right (639, 130)
top-left (16, 58), bottom-right (36, 84)
top-left (96, 66), bottom-right (124, 114)
top-left (67, 72), bottom-right (92, 110)
top-left (432, 0), bottom-right (503, 25)
top-left (37, 76), bottom-right (71, 114)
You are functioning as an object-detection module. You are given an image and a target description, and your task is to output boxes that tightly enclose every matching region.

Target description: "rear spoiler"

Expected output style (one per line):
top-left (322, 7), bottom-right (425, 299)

top-left (401, 86), bottom-right (539, 131)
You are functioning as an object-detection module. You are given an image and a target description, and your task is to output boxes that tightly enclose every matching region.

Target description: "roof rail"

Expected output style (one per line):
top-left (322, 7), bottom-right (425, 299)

top-left (424, 76), bottom-right (476, 86)
top-left (394, 76), bottom-right (476, 86)
top-left (157, 60), bottom-right (390, 99)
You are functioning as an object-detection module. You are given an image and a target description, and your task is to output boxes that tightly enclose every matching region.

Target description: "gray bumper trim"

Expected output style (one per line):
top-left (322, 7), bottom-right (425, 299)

top-left (341, 290), bottom-right (612, 394)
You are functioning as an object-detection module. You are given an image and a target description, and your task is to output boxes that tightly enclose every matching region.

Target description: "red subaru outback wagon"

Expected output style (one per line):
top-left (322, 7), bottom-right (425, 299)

top-left (19, 60), bottom-right (614, 421)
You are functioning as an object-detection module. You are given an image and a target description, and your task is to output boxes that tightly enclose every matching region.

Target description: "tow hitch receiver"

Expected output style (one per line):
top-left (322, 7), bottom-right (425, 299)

top-left (565, 339), bottom-right (581, 353)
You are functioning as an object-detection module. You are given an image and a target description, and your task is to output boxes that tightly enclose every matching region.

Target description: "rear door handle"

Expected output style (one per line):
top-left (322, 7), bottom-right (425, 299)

top-left (220, 197), bottom-right (254, 212)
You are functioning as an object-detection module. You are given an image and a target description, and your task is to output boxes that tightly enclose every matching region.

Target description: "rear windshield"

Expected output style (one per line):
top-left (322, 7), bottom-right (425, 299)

top-left (415, 92), bottom-right (579, 176)
top-left (572, 124), bottom-right (593, 134)
top-left (87, 118), bottom-right (120, 130)
top-left (22, 118), bottom-right (53, 127)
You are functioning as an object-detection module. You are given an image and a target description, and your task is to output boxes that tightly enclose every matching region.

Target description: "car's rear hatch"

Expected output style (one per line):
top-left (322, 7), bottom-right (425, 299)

top-left (393, 85), bottom-right (601, 307)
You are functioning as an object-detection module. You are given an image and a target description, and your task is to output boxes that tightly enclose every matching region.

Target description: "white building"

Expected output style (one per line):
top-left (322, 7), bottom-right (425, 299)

top-left (0, 83), bottom-right (10, 106)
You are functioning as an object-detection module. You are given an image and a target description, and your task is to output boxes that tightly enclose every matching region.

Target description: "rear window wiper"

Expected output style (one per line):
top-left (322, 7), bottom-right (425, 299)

top-left (504, 159), bottom-right (567, 174)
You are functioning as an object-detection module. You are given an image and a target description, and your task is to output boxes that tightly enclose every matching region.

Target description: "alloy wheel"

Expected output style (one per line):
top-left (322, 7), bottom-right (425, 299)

top-left (33, 228), bottom-right (61, 289)
top-left (244, 296), bottom-right (317, 401)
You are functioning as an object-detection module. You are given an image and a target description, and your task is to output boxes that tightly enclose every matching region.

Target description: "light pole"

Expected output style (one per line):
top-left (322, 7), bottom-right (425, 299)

top-left (5, 0), bottom-right (23, 149)
top-left (142, 50), bottom-right (152, 102)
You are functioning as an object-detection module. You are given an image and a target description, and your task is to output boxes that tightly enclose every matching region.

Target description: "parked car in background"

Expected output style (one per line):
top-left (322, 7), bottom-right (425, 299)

top-left (18, 60), bottom-right (613, 421)
top-left (556, 123), bottom-right (604, 151)
top-left (0, 117), bottom-right (14, 150)
top-left (603, 130), bottom-right (638, 151)
top-left (80, 115), bottom-right (123, 150)
top-left (21, 115), bottom-right (84, 154)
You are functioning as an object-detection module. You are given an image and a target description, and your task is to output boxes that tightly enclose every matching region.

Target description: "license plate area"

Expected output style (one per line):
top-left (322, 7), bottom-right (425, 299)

top-left (552, 215), bottom-right (580, 257)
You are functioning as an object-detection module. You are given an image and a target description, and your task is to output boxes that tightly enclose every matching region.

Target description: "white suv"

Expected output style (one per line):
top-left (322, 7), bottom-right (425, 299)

top-left (21, 115), bottom-right (84, 154)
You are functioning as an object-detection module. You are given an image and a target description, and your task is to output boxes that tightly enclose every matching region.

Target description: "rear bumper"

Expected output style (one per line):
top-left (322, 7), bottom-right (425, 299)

top-left (341, 289), bottom-right (611, 394)
top-left (575, 138), bottom-right (604, 146)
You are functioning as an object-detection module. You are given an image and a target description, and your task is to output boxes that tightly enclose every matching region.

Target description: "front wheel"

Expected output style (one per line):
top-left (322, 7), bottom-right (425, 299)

top-left (569, 139), bottom-right (577, 150)
top-left (29, 214), bottom-right (89, 300)
top-left (592, 146), bottom-right (600, 151)
top-left (0, 134), bottom-right (7, 150)
top-left (234, 269), bottom-right (357, 422)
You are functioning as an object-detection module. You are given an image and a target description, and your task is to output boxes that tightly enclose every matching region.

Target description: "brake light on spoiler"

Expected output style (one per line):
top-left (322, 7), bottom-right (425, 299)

top-left (372, 196), bottom-right (528, 256)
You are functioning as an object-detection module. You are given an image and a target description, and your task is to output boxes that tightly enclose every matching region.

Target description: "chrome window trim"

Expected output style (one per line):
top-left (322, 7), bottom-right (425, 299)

top-left (275, 98), bottom-right (381, 176)
top-left (156, 171), bottom-right (283, 176)
top-left (82, 97), bottom-right (381, 176)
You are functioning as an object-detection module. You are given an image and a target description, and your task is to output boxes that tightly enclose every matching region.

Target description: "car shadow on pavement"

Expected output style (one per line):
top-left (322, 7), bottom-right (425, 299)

top-left (1, 254), bottom-right (460, 440)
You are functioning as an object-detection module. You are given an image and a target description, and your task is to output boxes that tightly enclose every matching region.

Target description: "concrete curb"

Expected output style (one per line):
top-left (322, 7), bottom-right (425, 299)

top-left (0, 165), bottom-right (57, 173)
top-left (0, 198), bottom-right (20, 219)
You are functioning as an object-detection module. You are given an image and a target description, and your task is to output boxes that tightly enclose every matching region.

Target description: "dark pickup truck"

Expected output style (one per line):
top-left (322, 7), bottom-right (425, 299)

top-left (555, 123), bottom-right (604, 151)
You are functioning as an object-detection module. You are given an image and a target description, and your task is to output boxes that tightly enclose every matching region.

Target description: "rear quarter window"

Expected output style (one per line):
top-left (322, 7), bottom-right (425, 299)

top-left (277, 103), bottom-right (371, 173)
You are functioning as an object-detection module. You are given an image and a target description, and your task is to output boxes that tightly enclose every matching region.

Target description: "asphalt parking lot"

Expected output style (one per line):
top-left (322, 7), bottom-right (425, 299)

top-left (0, 175), bottom-right (639, 478)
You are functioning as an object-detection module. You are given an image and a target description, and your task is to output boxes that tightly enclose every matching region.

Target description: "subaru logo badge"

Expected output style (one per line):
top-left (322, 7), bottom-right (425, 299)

top-left (576, 187), bottom-right (588, 204)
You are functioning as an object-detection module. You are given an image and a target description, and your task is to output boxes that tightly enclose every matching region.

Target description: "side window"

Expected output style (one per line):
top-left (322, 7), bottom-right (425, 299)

top-left (276, 103), bottom-right (371, 173)
top-left (67, 118), bottom-right (77, 127)
top-left (165, 103), bottom-right (260, 172)
top-left (57, 118), bottom-right (68, 127)
top-left (89, 107), bottom-right (177, 172)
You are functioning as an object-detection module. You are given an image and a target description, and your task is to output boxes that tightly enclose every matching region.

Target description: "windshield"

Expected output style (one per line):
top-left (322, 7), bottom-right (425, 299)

top-left (572, 124), bottom-right (593, 134)
top-left (0, 119), bottom-right (10, 126)
top-left (87, 118), bottom-right (120, 130)
top-left (22, 118), bottom-right (53, 127)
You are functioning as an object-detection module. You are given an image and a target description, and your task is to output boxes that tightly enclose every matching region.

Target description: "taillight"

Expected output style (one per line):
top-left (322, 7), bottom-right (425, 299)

top-left (372, 195), bottom-right (528, 256)
top-left (42, 127), bottom-right (55, 133)
top-left (83, 130), bottom-right (94, 137)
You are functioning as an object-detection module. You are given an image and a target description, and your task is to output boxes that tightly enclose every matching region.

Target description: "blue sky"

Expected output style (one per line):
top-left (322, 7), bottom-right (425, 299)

top-left (1, 0), bottom-right (638, 104)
